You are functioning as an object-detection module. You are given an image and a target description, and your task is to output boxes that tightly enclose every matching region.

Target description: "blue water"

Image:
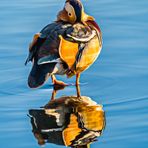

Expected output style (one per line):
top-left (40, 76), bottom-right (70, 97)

top-left (0, 0), bottom-right (148, 147)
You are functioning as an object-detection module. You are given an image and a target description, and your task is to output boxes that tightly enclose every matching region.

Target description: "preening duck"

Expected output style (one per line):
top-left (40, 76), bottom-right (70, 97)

top-left (25, 0), bottom-right (102, 96)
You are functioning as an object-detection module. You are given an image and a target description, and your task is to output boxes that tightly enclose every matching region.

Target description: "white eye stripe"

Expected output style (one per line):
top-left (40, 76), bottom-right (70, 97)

top-left (64, 2), bottom-right (77, 23)
top-left (65, 3), bottom-right (76, 18)
top-left (65, 3), bottom-right (74, 16)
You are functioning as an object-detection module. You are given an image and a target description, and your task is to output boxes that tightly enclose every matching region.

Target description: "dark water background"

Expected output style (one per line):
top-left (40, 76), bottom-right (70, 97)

top-left (0, 0), bottom-right (148, 147)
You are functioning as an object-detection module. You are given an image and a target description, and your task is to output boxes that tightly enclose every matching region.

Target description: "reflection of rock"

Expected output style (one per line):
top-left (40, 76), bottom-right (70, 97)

top-left (29, 96), bottom-right (105, 147)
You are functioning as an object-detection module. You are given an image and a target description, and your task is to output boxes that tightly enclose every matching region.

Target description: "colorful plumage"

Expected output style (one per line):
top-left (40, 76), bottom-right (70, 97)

top-left (25, 0), bottom-right (102, 93)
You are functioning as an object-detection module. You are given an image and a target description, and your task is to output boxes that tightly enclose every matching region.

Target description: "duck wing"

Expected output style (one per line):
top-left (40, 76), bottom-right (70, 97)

top-left (26, 22), bottom-right (73, 88)
top-left (25, 22), bottom-right (62, 65)
top-left (58, 23), bottom-right (102, 77)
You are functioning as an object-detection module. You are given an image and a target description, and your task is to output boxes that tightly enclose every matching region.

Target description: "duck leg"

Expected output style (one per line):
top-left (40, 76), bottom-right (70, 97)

top-left (76, 73), bottom-right (80, 85)
top-left (44, 88), bottom-right (57, 107)
top-left (51, 89), bottom-right (57, 101)
top-left (51, 74), bottom-right (67, 89)
top-left (76, 73), bottom-right (81, 97)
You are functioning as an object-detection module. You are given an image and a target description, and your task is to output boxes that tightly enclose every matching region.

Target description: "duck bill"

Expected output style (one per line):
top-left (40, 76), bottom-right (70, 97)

top-left (81, 12), bottom-right (95, 24)
top-left (28, 61), bottom-right (55, 88)
top-left (82, 12), bottom-right (101, 33)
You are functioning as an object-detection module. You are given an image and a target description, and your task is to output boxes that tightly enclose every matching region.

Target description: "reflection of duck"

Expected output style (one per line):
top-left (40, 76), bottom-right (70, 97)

top-left (25, 0), bottom-right (102, 91)
top-left (28, 90), bottom-right (105, 147)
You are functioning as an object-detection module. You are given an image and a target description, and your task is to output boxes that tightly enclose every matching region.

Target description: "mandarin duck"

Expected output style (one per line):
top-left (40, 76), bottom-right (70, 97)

top-left (25, 0), bottom-right (102, 95)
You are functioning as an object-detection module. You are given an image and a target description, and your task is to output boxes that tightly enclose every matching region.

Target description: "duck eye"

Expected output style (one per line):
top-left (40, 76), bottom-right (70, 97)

top-left (68, 13), bottom-right (72, 16)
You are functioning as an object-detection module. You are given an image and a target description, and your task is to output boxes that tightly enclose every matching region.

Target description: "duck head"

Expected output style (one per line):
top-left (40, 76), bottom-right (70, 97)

top-left (57, 0), bottom-right (94, 24)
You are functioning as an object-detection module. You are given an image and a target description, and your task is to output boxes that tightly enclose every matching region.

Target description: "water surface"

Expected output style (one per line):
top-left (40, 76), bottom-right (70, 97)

top-left (0, 0), bottom-right (148, 148)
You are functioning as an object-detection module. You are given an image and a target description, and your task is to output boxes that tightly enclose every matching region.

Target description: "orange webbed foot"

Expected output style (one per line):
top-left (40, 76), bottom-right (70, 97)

top-left (51, 75), bottom-right (68, 90)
